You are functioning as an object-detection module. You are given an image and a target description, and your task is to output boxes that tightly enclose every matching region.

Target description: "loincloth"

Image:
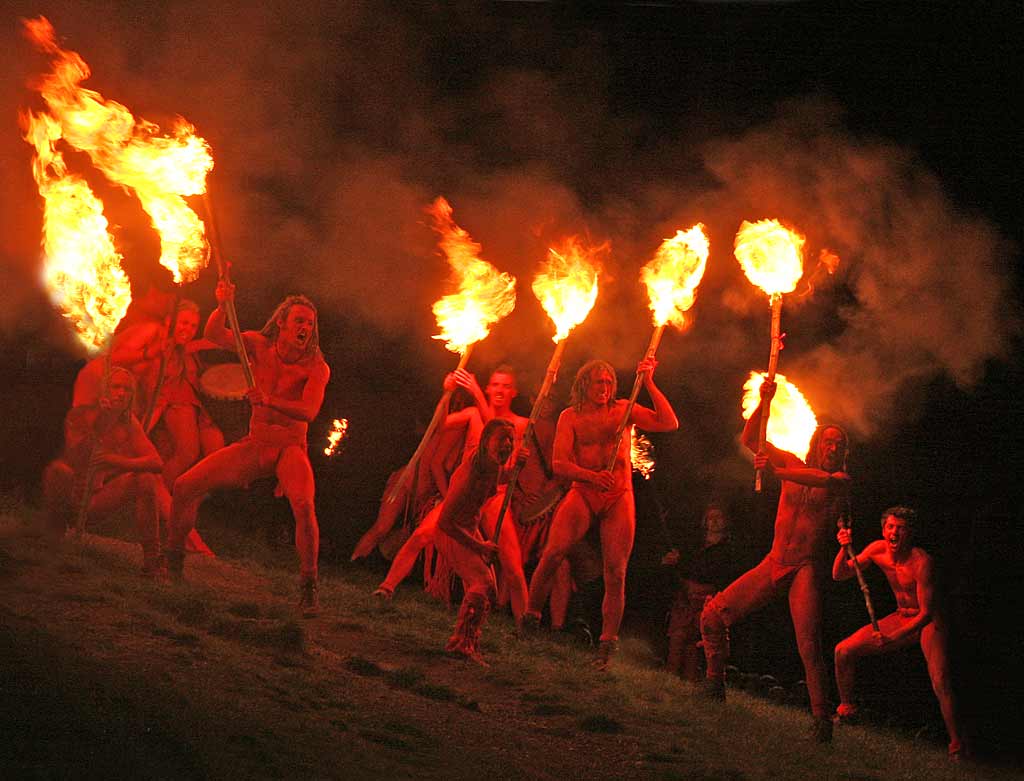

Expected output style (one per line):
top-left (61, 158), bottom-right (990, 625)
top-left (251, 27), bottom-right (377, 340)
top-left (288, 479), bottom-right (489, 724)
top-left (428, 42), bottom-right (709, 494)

top-left (570, 482), bottom-right (629, 519)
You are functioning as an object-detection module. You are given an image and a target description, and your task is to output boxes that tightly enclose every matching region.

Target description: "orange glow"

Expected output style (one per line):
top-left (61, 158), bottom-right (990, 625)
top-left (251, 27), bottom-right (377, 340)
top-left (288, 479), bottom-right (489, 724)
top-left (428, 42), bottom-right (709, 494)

top-left (22, 108), bottom-right (130, 353)
top-left (427, 197), bottom-right (516, 354)
top-left (742, 371), bottom-right (817, 459)
top-left (532, 237), bottom-right (602, 343)
top-left (23, 17), bottom-right (213, 285)
top-left (734, 219), bottom-right (804, 298)
top-left (630, 427), bottom-right (655, 480)
top-left (641, 224), bottom-right (709, 328)
top-left (324, 418), bottom-right (349, 457)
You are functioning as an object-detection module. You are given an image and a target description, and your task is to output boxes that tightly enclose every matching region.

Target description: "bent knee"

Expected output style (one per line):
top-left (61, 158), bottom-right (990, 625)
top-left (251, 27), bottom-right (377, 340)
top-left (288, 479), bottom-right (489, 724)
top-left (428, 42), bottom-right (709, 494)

top-left (700, 598), bottom-right (728, 634)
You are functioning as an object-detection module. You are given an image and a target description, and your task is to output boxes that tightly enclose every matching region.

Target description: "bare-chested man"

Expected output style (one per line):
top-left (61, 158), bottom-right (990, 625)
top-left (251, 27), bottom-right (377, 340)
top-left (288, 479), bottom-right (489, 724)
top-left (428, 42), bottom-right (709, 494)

top-left (42, 367), bottom-right (165, 575)
top-left (833, 506), bottom-right (966, 759)
top-left (372, 367), bottom-right (530, 625)
top-left (699, 379), bottom-right (850, 742)
top-left (523, 357), bottom-right (678, 668)
top-left (435, 418), bottom-right (519, 664)
top-left (167, 281), bottom-right (330, 615)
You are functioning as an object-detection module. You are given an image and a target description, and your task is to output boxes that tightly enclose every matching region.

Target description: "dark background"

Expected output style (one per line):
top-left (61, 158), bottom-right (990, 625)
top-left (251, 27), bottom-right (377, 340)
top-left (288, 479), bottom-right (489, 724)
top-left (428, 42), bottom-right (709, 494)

top-left (1, 0), bottom-right (1020, 764)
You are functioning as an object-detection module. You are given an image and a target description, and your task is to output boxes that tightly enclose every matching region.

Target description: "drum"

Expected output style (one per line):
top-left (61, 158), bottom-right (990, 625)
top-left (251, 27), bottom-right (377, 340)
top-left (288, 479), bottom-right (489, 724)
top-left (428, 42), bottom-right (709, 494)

top-left (199, 363), bottom-right (249, 442)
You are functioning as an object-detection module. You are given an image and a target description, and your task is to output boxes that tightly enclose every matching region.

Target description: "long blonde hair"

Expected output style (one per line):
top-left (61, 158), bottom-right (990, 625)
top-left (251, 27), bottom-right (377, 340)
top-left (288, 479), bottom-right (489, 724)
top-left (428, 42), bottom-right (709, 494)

top-left (569, 359), bottom-right (617, 411)
top-left (260, 294), bottom-right (321, 361)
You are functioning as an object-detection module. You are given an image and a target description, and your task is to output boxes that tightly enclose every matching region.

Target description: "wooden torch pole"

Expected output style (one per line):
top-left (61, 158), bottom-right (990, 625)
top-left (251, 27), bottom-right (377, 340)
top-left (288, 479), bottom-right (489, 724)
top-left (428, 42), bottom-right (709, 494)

top-left (755, 294), bottom-right (783, 492)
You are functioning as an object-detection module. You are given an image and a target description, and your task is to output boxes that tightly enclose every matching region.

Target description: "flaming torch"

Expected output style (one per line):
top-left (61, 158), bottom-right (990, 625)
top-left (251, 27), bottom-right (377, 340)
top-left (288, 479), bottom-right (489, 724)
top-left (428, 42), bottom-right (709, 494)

top-left (734, 219), bottom-right (805, 490)
top-left (491, 237), bottom-right (602, 541)
top-left (606, 224), bottom-right (709, 471)
top-left (386, 197), bottom-right (516, 502)
top-left (324, 418), bottom-right (350, 457)
top-left (741, 371), bottom-right (817, 461)
top-left (630, 429), bottom-right (655, 480)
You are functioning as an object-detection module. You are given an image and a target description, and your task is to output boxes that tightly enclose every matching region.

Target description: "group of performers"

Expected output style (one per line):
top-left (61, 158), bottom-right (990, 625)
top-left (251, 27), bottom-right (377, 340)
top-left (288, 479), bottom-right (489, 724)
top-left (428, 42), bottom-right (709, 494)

top-left (41, 285), bottom-right (966, 759)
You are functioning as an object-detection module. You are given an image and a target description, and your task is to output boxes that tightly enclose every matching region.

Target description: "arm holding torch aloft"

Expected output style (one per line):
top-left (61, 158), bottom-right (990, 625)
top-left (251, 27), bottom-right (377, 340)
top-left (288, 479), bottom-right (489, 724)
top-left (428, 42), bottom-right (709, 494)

top-left (605, 326), bottom-right (667, 472)
top-left (833, 519), bottom-right (880, 633)
top-left (754, 296), bottom-right (784, 491)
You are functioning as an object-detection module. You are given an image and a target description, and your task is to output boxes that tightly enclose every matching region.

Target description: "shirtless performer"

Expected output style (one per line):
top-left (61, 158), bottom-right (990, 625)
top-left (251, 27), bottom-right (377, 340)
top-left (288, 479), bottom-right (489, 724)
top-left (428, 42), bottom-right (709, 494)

top-left (833, 506), bottom-right (966, 759)
top-left (523, 357), bottom-right (678, 668)
top-left (699, 380), bottom-right (850, 742)
top-left (373, 367), bottom-right (530, 626)
top-left (42, 367), bottom-right (165, 575)
top-left (435, 418), bottom-right (520, 664)
top-left (73, 299), bottom-right (222, 556)
top-left (167, 281), bottom-right (330, 615)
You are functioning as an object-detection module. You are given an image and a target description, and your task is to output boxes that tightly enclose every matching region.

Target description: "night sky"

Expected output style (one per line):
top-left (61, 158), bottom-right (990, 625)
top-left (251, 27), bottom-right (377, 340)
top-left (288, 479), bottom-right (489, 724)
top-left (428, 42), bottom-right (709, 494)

top-left (1, 0), bottom-right (1021, 762)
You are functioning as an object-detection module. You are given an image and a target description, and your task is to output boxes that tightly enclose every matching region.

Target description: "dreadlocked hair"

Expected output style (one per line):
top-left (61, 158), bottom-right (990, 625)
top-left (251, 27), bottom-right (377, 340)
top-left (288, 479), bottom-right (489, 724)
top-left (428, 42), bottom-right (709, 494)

top-left (569, 359), bottom-right (617, 411)
top-left (260, 294), bottom-right (321, 361)
top-left (804, 423), bottom-right (849, 470)
top-left (471, 418), bottom-right (515, 476)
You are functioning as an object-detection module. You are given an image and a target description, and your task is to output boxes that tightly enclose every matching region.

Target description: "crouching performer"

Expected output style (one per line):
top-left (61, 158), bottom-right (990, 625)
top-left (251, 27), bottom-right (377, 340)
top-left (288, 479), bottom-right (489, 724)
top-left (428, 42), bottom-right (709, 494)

top-left (43, 367), bottom-right (165, 575)
top-left (167, 281), bottom-right (329, 615)
top-left (435, 419), bottom-right (521, 664)
top-left (833, 506), bottom-right (967, 760)
top-left (699, 380), bottom-right (850, 742)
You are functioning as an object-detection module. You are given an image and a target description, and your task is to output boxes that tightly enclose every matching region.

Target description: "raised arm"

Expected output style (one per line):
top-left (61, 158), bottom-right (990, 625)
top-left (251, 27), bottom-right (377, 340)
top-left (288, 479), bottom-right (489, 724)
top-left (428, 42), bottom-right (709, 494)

top-left (204, 279), bottom-right (263, 355)
top-left (109, 322), bottom-right (165, 369)
top-left (629, 356), bottom-right (679, 433)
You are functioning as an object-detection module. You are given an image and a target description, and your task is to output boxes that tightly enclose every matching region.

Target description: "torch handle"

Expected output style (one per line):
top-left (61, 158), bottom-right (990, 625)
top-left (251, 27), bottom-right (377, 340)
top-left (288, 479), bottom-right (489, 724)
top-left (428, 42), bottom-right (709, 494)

top-left (755, 296), bottom-right (783, 492)
top-left (202, 191), bottom-right (255, 389)
top-left (605, 325), bottom-right (664, 473)
top-left (492, 339), bottom-right (566, 542)
top-left (143, 291), bottom-right (182, 432)
top-left (838, 518), bottom-right (880, 632)
top-left (74, 343), bottom-right (114, 534)
top-left (386, 348), bottom-right (473, 504)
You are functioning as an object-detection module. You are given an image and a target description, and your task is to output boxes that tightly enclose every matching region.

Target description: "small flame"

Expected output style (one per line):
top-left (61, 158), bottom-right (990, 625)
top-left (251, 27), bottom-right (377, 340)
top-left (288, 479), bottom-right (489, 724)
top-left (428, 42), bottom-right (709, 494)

top-left (819, 248), bottom-right (840, 275)
top-left (427, 197), bottom-right (516, 354)
top-left (532, 237), bottom-right (603, 343)
top-left (324, 418), bottom-right (349, 457)
top-left (741, 371), bottom-right (817, 460)
top-left (23, 17), bottom-right (214, 285)
top-left (21, 108), bottom-right (130, 353)
top-left (641, 224), bottom-right (709, 329)
top-left (734, 219), bottom-right (805, 298)
top-left (630, 427), bottom-right (655, 480)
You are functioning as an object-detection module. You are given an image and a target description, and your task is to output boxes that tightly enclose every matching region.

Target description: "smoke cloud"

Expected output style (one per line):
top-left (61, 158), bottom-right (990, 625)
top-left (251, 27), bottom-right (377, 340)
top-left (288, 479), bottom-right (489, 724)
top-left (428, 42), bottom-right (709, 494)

top-left (1, 2), bottom-right (1016, 447)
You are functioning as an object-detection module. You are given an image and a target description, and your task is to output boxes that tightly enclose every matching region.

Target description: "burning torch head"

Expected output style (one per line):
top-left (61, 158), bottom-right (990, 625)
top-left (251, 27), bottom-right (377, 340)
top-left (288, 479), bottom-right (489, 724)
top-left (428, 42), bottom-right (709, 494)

top-left (261, 295), bottom-right (320, 359)
top-left (570, 359), bottom-right (617, 411)
top-left (880, 506), bottom-right (916, 552)
top-left (805, 424), bottom-right (849, 473)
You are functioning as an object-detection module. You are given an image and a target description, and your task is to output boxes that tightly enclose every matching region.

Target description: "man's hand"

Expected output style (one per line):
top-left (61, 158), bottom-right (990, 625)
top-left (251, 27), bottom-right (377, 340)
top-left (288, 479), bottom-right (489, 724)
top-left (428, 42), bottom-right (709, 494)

top-left (214, 279), bottom-right (236, 308)
top-left (753, 451), bottom-right (774, 475)
top-left (661, 548), bottom-right (680, 566)
top-left (872, 630), bottom-right (890, 648)
top-left (94, 450), bottom-right (128, 470)
top-left (637, 356), bottom-right (658, 382)
top-left (246, 386), bottom-right (268, 406)
top-left (837, 527), bottom-right (853, 547)
top-left (514, 444), bottom-right (530, 468)
top-left (478, 540), bottom-right (500, 565)
top-left (759, 378), bottom-right (777, 402)
top-left (591, 469), bottom-right (616, 491)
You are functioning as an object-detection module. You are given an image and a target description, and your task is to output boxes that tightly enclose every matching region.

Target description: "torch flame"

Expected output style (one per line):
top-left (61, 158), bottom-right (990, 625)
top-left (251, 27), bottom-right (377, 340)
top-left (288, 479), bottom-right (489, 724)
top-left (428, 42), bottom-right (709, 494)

top-left (23, 17), bottom-right (214, 285)
top-left (741, 371), bottom-right (817, 460)
top-left (21, 107), bottom-right (130, 353)
top-left (734, 219), bottom-right (804, 298)
top-left (641, 223), bottom-right (709, 328)
top-left (324, 418), bottom-right (349, 457)
top-left (630, 427), bottom-right (655, 480)
top-left (427, 197), bottom-right (516, 354)
top-left (532, 237), bottom-right (602, 343)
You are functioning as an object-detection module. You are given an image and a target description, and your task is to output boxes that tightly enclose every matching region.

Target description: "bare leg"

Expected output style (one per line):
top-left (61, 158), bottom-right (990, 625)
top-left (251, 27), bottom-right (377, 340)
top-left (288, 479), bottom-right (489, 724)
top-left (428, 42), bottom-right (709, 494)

top-left (161, 405), bottom-right (201, 489)
top-left (276, 446), bottom-right (319, 579)
top-left (41, 461), bottom-right (74, 538)
top-left (920, 621), bottom-right (965, 754)
top-left (700, 556), bottom-right (776, 682)
top-left (479, 493), bottom-right (529, 622)
top-left (526, 490), bottom-right (591, 618)
top-left (550, 560), bottom-right (572, 630)
top-left (597, 493), bottom-right (636, 642)
top-left (788, 566), bottom-right (829, 719)
top-left (352, 469), bottom-right (409, 560)
top-left (379, 504), bottom-right (441, 593)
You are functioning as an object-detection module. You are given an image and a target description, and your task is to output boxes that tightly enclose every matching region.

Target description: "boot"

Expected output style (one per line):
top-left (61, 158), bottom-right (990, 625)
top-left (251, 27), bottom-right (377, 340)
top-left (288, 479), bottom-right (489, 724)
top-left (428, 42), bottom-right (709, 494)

top-left (445, 590), bottom-right (490, 662)
top-left (299, 575), bottom-right (320, 617)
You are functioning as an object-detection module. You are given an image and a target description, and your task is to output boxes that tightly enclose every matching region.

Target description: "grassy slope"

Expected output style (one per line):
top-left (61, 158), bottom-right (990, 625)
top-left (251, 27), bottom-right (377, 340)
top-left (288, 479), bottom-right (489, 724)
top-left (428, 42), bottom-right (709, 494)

top-left (0, 505), bottom-right (1013, 781)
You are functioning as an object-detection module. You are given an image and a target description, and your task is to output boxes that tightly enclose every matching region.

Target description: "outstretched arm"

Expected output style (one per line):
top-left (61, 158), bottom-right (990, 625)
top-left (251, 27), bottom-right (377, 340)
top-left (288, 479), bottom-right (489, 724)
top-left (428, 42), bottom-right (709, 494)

top-left (204, 279), bottom-right (263, 355)
top-left (832, 532), bottom-right (879, 581)
top-left (630, 356), bottom-right (679, 432)
top-left (757, 453), bottom-right (852, 490)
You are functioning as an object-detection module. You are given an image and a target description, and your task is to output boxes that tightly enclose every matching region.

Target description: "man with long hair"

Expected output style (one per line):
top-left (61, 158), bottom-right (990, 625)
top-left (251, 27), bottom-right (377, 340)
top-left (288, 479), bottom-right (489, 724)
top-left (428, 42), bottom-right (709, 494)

top-left (43, 367), bottom-right (166, 575)
top-left (167, 282), bottom-right (330, 615)
top-left (833, 506), bottom-right (967, 759)
top-left (699, 379), bottom-right (850, 742)
top-left (523, 357), bottom-right (678, 669)
top-left (434, 418), bottom-right (519, 664)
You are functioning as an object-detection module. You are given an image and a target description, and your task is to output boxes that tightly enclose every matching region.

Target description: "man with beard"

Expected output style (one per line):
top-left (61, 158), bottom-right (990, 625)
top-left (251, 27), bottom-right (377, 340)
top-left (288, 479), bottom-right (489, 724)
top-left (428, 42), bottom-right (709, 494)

top-left (699, 379), bottom-right (850, 742)
top-left (522, 357), bottom-right (678, 669)
top-left (167, 281), bottom-right (329, 615)
top-left (833, 506), bottom-right (967, 760)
